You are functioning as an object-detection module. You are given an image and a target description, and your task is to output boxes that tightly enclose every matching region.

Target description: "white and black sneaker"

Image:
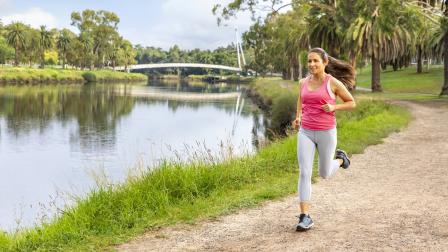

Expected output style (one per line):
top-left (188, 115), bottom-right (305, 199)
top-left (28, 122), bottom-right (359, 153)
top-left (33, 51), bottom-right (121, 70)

top-left (335, 149), bottom-right (351, 169)
top-left (296, 214), bottom-right (314, 231)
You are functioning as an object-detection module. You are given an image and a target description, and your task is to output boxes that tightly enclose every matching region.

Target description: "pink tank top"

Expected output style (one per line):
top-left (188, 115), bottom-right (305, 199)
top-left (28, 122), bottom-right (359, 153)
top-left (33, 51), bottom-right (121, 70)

top-left (300, 74), bottom-right (336, 130)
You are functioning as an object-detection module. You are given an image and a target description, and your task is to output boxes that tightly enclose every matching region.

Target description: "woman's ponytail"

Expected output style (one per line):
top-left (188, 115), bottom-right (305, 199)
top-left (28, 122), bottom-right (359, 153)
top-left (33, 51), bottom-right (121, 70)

top-left (309, 48), bottom-right (356, 90)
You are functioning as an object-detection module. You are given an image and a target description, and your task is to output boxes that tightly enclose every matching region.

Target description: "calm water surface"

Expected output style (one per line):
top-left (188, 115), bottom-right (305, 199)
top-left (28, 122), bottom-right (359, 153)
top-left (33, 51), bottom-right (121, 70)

top-left (0, 80), bottom-right (267, 230)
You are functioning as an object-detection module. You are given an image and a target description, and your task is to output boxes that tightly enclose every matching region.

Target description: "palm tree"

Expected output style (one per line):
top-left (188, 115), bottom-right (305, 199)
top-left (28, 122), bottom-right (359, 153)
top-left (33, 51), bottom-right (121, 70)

top-left (78, 31), bottom-right (94, 69)
top-left (121, 39), bottom-right (136, 71)
top-left (307, 1), bottom-right (344, 57)
top-left (407, 0), bottom-right (447, 95)
top-left (57, 29), bottom-right (72, 69)
top-left (6, 22), bottom-right (27, 66)
top-left (279, 10), bottom-right (309, 80)
top-left (347, 0), bottom-right (419, 92)
top-left (39, 25), bottom-right (53, 68)
top-left (441, 1), bottom-right (448, 95)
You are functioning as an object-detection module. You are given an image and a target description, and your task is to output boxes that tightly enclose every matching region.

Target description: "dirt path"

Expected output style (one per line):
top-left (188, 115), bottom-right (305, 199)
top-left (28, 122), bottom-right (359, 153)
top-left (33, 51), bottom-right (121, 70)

top-left (118, 101), bottom-right (448, 252)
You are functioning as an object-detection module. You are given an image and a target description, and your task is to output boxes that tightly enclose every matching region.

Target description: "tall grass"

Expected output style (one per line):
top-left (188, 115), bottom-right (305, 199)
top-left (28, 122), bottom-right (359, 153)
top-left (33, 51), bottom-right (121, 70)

top-left (0, 98), bottom-right (411, 251)
top-left (83, 70), bottom-right (147, 82)
top-left (0, 67), bottom-right (147, 84)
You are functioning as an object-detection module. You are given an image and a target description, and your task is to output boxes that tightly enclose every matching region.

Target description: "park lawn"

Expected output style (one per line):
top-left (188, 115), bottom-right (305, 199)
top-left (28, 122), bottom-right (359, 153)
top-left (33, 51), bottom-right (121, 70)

top-left (251, 65), bottom-right (444, 96)
top-left (356, 64), bottom-right (443, 94)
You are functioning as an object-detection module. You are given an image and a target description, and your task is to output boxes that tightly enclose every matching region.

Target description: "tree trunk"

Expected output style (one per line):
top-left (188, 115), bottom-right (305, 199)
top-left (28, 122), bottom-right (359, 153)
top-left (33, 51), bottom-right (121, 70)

top-left (282, 68), bottom-right (289, 80)
top-left (349, 52), bottom-right (357, 69)
top-left (371, 53), bottom-right (383, 92)
top-left (40, 51), bottom-right (45, 69)
top-left (417, 46), bottom-right (423, 73)
top-left (14, 47), bottom-right (19, 66)
top-left (392, 59), bottom-right (398, 71)
top-left (441, 2), bottom-right (448, 96)
top-left (292, 55), bottom-right (299, 81)
top-left (441, 26), bottom-right (448, 95)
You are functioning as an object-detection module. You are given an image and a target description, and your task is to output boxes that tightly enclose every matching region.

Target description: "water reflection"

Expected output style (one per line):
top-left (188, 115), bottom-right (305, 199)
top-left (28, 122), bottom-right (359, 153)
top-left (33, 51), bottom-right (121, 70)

top-left (0, 80), bottom-right (267, 230)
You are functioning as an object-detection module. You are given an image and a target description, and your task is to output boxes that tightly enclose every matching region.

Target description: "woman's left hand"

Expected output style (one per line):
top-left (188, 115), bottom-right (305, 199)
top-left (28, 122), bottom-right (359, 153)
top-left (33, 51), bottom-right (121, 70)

top-left (322, 103), bottom-right (335, 112)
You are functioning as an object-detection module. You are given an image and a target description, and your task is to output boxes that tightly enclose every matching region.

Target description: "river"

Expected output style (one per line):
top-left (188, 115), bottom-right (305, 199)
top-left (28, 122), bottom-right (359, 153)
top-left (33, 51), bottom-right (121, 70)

top-left (0, 79), bottom-right (267, 231)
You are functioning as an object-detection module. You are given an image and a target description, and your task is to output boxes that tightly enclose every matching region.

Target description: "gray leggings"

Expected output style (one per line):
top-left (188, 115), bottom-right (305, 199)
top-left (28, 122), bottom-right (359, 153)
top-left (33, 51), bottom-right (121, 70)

top-left (297, 127), bottom-right (340, 202)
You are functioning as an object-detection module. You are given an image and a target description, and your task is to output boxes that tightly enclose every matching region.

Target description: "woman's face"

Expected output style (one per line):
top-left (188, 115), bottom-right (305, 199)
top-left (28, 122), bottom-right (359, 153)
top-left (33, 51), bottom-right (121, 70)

top-left (307, 52), bottom-right (327, 75)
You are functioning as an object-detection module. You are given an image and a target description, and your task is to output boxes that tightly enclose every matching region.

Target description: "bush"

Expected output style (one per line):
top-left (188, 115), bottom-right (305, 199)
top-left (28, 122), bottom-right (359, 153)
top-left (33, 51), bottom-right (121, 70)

top-left (82, 72), bottom-right (96, 82)
top-left (270, 93), bottom-right (297, 135)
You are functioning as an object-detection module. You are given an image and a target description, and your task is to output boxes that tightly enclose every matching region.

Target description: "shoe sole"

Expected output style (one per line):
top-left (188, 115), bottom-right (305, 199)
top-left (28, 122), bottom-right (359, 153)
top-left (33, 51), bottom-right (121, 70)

top-left (296, 222), bottom-right (314, 231)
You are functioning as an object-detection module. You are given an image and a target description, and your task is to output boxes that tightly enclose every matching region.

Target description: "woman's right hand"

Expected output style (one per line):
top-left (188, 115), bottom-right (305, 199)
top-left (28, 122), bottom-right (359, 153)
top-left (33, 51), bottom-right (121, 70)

top-left (292, 117), bottom-right (301, 130)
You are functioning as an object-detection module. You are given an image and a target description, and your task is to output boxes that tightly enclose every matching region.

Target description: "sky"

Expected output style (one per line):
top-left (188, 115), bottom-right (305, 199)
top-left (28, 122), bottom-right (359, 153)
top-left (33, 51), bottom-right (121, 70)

top-left (0, 0), bottom-right (259, 50)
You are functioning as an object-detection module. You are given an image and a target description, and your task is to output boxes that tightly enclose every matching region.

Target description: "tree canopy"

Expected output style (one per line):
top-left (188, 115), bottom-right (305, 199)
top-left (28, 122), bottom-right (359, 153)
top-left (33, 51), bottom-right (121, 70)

top-left (214, 0), bottom-right (447, 93)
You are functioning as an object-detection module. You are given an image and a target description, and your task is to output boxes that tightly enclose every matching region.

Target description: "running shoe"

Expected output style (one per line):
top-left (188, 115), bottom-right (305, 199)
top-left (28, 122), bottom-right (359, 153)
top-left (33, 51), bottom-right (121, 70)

top-left (335, 149), bottom-right (351, 169)
top-left (296, 214), bottom-right (314, 231)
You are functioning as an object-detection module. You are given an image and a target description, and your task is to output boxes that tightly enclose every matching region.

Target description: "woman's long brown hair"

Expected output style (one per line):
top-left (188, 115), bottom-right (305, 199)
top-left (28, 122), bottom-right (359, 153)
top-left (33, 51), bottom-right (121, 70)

top-left (309, 48), bottom-right (356, 90)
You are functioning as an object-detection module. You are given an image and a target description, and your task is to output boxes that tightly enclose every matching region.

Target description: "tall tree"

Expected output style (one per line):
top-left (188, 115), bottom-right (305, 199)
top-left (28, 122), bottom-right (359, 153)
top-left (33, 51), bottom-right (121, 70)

top-left (57, 29), bottom-right (74, 69)
top-left (347, 0), bottom-right (419, 92)
top-left (71, 9), bottom-right (120, 69)
top-left (24, 27), bottom-right (40, 67)
top-left (243, 21), bottom-right (270, 76)
top-left (0, 36), bottom-right (14, 64)
top-left (441, 0), bottom-right (448, 95)
top-left (39, 25), bottom-right (53, 68)
top-left (120, 39), bottom-right (136, 70)
top-left (78, 31), bottom-right (94, 69)
top-left (307, 0), bottom-right (344, 57)
top-left (6, 22), bottom-right (27, 66)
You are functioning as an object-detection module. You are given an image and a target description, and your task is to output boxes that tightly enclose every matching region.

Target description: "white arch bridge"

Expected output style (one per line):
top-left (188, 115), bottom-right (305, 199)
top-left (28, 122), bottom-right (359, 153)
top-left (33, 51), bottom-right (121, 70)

top-left (116, 28), bottom-right (246, 73)
top-left (115, 63), bottom-right (242, 72)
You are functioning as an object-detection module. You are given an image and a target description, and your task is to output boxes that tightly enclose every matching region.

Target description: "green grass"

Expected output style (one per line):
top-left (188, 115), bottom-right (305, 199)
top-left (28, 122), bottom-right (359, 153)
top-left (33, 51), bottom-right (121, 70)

top-left (249, 77), bottom-right (298, 107)
top-left (82, 70), bottom-right (147, 82)
top-left (354, 91), bottom-right (448, 102)
top-left (0, 93), bottom-right (411, 251)
top-left (0, 67), bottom-right (147, 84)
top-left (356, 64), bottom-right (443, 94)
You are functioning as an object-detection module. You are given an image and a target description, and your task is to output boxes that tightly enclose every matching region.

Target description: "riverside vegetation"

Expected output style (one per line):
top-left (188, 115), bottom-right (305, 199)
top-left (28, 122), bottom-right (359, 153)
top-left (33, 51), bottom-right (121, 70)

top-left (0, 67), bottom-right (147, 84)
top-left (0, 72), bottom-right (413, 250)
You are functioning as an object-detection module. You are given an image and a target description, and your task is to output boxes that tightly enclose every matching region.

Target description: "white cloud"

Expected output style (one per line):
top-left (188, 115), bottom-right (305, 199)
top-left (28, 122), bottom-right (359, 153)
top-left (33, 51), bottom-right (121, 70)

top-left (126, 0), bottom-right (253, 50)
top-left (1, 7), bottom-right (57, 28)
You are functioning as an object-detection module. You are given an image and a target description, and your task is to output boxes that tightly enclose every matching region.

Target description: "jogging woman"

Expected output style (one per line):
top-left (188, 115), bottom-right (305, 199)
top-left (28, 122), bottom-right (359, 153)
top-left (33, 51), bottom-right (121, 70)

top-left (293, 48), bottom-right (356, 231)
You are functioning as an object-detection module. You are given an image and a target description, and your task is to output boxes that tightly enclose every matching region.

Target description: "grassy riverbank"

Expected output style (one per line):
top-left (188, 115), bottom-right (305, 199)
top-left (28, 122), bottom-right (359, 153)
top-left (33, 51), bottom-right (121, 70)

top-left (0, 79), bottom-right (411, 251)
top-left (0, 67), bottom-right (147, 84)
top-left (148, 74), bottom-right (252, 83)
top-left (188, 74), bottom-right (252, 83)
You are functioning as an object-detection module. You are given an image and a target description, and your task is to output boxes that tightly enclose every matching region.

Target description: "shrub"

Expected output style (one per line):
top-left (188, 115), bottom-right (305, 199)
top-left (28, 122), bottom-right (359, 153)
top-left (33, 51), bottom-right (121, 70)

top-left (82, 72), bottom-right (97, 82)
top-left (270, 93), bottom-right (297, 135)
